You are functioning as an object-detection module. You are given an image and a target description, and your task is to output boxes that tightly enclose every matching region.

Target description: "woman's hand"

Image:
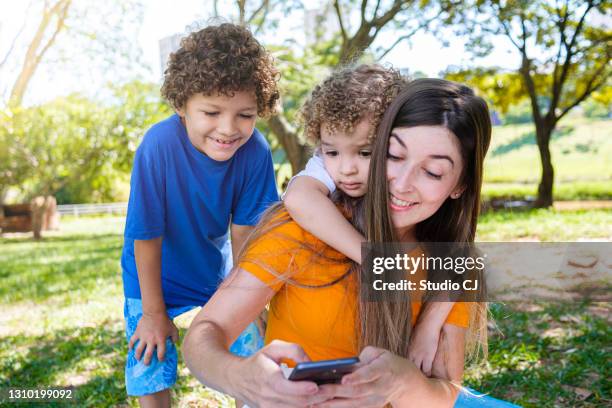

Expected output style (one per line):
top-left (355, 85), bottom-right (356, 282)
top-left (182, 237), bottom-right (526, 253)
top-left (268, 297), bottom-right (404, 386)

top-left (230, 340), bottom-right (334, 408)
top-left (314, 346), bottom-right (416, 407)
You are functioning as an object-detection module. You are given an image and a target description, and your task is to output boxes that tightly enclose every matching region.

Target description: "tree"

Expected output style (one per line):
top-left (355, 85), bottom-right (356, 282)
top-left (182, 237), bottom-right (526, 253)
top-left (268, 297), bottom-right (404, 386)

top-left (0, 0), bottom-right (146, 237)
top-left (211, 1), bottom-right (447, 174)
top-left (0, 81), bottom-right (170, 205)
top-left (278, 1), bottom-right (451, 174)
top-left (458, 0), bottom-right (611, 207)
top-left (6, 0), bottom-right (72, 108)
top-left (1, 0), bottom-right (146, 108)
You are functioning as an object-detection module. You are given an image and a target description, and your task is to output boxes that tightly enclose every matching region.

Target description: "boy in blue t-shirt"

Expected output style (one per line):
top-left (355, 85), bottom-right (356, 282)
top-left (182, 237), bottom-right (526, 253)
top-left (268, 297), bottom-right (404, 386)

top-left (120, 23), bottom-right (279, 406)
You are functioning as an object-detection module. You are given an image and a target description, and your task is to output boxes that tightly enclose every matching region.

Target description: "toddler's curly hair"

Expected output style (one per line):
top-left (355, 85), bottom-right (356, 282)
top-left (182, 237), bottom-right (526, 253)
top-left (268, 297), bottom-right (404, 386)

top-left (161, 23), bottom-right (280, 116)
top-left (300, 64), bottom-right (408, 143)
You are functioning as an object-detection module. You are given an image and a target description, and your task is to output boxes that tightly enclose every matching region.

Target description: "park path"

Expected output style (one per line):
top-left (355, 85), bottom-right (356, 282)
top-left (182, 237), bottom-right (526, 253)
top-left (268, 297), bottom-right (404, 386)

top-left (553, 200), bottom-right (612, 211)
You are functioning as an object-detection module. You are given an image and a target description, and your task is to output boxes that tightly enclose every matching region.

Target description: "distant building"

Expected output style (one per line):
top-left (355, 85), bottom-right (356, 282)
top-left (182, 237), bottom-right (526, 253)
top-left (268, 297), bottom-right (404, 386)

top-left (158, 33), bottom-right (183, 76)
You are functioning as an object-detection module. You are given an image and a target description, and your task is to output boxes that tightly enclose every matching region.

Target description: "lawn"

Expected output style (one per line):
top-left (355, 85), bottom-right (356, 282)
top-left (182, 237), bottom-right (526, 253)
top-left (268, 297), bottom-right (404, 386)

top-left (482, 117), bottom-right (612, 201)
top-left (0, 212), bottom-right (610, 407)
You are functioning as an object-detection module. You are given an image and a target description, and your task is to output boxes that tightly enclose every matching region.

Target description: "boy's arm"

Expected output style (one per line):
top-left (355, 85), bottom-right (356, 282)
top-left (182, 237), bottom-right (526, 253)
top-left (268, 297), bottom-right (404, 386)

top-left (130, 238), bottom-right (179, 365)
top-left (283, 176), bottom-right (365, 264)
top-left (408, 302), bottom-right (455, 377)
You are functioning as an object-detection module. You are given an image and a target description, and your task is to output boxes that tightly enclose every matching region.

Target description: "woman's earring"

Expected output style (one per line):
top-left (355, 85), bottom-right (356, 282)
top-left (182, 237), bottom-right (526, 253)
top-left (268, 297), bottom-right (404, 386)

top-left (451, 192), bottom-right (461, 199)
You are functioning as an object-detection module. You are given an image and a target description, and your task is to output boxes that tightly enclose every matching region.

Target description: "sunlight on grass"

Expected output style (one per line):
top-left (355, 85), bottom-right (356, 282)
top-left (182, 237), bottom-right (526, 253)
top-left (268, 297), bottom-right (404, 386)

top-left (485, 118), bottom-right (612, 184)
top-left (477, 209), bottom-right (612, 241)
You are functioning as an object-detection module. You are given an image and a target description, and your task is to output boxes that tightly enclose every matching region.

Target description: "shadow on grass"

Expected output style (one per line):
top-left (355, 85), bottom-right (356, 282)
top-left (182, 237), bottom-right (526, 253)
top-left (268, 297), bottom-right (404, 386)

top-left (0, 232), bottom-right (121, 250)
top-left (0, 325), bottom-right (223, 407)
top-left (465, 300), bottom-right (611, 407)
top-left (0, 321), bottom-right (128, 407)
top-left (492, 126), bottom-right (573, 157)
top-left (0, 234), bottom-right (123, 303)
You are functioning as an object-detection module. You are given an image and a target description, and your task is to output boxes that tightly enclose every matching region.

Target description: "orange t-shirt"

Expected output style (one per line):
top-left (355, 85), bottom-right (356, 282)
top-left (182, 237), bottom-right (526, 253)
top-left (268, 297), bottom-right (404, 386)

top-left (239, 210), bottom-right (470, 362)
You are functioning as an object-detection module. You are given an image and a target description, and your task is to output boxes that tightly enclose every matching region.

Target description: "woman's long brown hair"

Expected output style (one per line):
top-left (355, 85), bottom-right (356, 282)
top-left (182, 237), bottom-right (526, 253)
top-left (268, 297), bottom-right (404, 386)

top-left (362, 78), bottom-right (492, 360)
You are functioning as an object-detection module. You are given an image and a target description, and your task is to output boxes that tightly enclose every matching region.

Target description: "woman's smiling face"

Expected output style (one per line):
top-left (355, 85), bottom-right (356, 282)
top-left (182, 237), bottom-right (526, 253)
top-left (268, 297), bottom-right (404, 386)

top-left (386, 125), bottom-right (465, 239)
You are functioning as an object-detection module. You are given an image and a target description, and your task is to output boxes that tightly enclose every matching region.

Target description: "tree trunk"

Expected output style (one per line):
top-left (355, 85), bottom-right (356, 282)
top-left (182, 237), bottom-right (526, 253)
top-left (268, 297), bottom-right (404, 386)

top-left (0, 191), bottom-right (4, 236)
top-left (267, 114), bottom-right (309, 175)
top-left (30, 196), bottom-right (54, 240)
top-left (534, 123), bottom-right (555, 208)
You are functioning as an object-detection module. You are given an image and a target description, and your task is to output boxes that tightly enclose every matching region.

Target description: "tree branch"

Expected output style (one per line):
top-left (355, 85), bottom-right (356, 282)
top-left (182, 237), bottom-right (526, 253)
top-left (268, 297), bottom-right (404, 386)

top-left (9, 0), bottom-right (72, 107)
top-left (371, 0), bottom-right (404, 29)
top-left (566, 0), bottom-right (593, 53)
top-left (333, 0), bottom-right (348, 43)
top-left (372, 0), bottom-right (382, 21)
top-left (253, 4), bottom-right (271, 35)
top-left (557, 62), bottom-right (610, 120)
top-left (553, 0), bottom-right (595, 115)
top-left (0, 1), bottom-right (33, 69)
top-left (361, 0), bottom-right (368, 23)
top-left (500, 21), bottom-right (521, 50)
top-left (551, 1), bottom-right (568, 107)
top-left (558, 1), bottom-right (594, 84)
top-left (34, 1), bottom-right (70, 69)
top-left (247, 0), bottom-right (269, 25)
top-left (520, 57), bottom-right (542, 124)
top-left (236, 0), bottom-right (246, 25)
top-left (519, 12), bottom-right (528, 55)
top-left (376, 8), bottom-right (442, 60)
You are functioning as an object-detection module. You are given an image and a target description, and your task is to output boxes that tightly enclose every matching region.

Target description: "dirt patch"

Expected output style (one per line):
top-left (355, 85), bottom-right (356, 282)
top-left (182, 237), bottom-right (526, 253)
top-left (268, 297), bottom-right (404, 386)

top-left (553, 200), bottom-right (612, 211)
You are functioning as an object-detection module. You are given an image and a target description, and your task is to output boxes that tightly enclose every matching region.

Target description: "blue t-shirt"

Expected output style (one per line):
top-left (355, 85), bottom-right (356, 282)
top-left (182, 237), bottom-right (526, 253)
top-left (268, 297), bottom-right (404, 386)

top-left (121, 114), bottom-right (278, 307)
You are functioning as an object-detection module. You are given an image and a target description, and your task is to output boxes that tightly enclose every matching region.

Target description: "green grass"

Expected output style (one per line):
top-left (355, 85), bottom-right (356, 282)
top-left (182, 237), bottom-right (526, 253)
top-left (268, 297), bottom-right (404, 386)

top-left (483, 117), bottom-right (612, 201)
top-left (1, 214), bottom-right (610, 406)
top-left (0, 216), bottom-right (231, 407)
top-left (477, 208), bottom-right (612, 241)
top-left (482, 180), bottom-right (612, 202)
top-left (464, 300), bottom-right (611, 407)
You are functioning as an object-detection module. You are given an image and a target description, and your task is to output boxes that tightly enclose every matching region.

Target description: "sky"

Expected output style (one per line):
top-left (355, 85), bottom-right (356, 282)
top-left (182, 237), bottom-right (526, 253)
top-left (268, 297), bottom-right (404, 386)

top-left (0, 0), bottom-right (519, 106)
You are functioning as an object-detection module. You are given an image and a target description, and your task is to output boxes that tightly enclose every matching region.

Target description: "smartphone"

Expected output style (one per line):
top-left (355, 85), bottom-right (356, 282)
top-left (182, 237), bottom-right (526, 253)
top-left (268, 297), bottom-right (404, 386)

top-left (287, 357), bottom-right (359, 385)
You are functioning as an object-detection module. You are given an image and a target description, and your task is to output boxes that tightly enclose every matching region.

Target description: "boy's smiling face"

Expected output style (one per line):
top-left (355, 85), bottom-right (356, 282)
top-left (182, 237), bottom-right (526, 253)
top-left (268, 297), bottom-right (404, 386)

top-left (177, 91), bottom-right (258, 161)
top-left (320, 118), bottom-right (373, 197)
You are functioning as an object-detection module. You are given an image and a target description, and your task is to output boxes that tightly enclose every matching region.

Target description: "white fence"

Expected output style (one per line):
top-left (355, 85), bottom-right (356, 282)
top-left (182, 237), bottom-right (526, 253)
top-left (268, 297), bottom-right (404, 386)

top-left (57, 203), bottom-right (127, 216)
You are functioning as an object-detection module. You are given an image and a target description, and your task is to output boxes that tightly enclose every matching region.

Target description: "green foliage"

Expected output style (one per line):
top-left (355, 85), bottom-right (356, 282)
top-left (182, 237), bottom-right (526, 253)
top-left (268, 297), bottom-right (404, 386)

top-left (502, 100), bottom-right (533, 125)
top-left (0, 80), bottom-right (171, 203)
top-left (445, 68), bottom-right (528, 114)
top-left (582, 98), bottom-right (610, 119)
top-left (258, 40), bottom-right (339, 155)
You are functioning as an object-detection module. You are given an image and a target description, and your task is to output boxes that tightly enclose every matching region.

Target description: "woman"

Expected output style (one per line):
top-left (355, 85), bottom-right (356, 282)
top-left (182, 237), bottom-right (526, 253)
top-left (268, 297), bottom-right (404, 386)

top-left (183, 79), bottom-right (494, 407)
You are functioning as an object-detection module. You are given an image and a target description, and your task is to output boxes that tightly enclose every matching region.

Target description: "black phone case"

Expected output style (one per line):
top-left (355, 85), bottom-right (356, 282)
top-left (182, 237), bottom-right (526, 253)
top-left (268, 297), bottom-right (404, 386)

top-left (287, 357), bottom-right (359, 385)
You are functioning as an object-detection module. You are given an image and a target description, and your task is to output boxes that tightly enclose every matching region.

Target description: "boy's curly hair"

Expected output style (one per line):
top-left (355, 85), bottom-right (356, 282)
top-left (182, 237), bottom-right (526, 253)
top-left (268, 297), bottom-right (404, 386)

top-left (161, 23), bottom-right (280, 117)
top-left (300, 64), bottom-right (408, 143)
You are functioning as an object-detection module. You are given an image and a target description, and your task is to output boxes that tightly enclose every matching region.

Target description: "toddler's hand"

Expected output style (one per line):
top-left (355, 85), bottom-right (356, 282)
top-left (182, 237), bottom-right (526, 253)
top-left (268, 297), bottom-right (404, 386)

top-left (129, 311), bottom-right (179, 365)
top-left (408, 321), bottom-right (441, 377)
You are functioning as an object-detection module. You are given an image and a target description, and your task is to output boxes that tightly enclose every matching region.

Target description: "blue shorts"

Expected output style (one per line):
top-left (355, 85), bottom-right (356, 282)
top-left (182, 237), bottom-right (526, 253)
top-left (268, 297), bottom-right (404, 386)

top-left (455, 388), bottom-right (521, 407)
top-left (124, 298), bottom-right (264, 396)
